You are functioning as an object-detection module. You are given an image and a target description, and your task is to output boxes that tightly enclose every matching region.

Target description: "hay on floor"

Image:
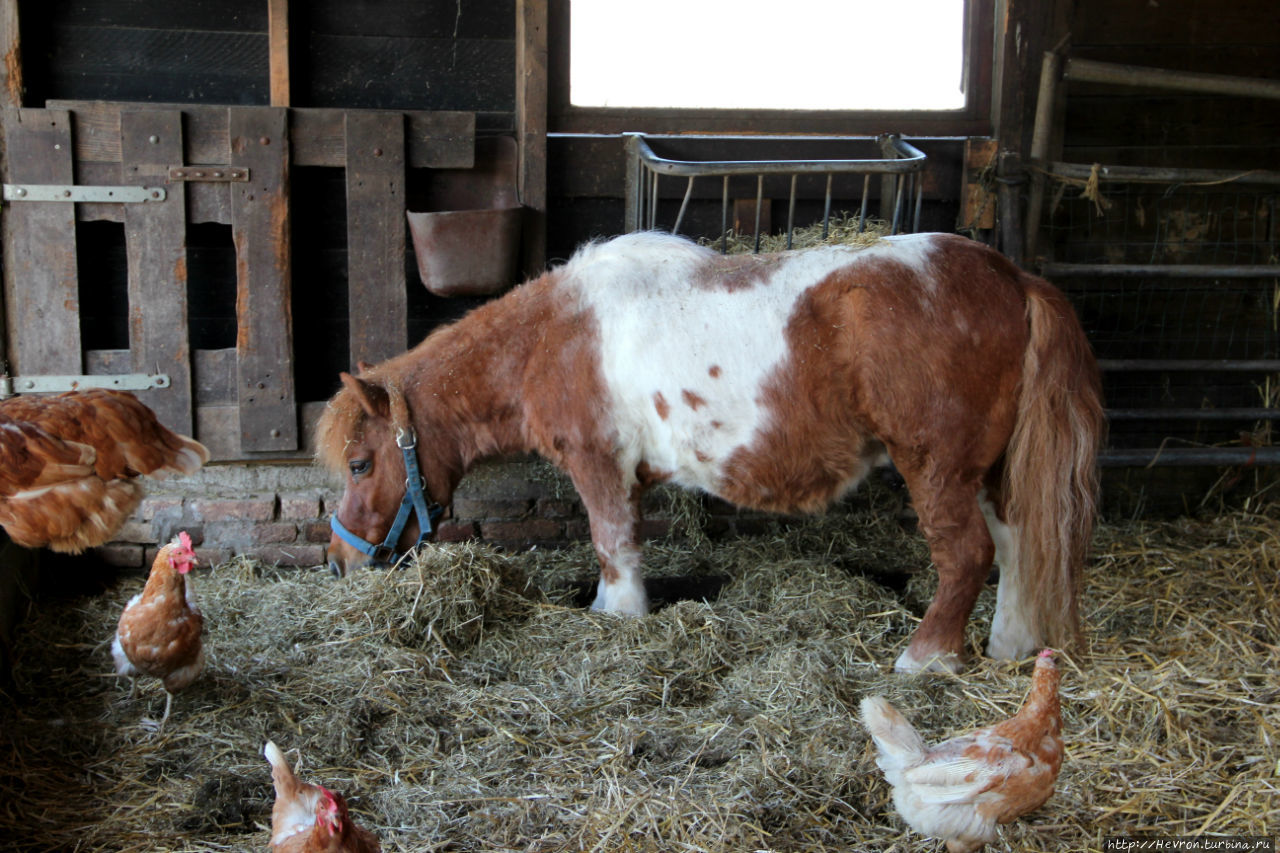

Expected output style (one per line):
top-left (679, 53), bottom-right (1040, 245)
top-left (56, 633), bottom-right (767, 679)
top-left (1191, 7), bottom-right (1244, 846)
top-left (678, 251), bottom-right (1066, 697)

top-left (1, 490), bottom-right (1277, 851)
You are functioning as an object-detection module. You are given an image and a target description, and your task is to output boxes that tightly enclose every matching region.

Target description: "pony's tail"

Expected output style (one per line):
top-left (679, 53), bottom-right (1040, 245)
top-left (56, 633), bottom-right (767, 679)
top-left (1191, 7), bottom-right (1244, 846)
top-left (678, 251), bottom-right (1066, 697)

top-left (1003, 278), bottom-right (1105, 652)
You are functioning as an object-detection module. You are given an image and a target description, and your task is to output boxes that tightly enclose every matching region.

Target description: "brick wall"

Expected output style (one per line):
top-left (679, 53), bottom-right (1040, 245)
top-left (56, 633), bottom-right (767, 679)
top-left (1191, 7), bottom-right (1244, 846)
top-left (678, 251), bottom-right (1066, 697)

top-left (94, 457), bottom-right (790, 570)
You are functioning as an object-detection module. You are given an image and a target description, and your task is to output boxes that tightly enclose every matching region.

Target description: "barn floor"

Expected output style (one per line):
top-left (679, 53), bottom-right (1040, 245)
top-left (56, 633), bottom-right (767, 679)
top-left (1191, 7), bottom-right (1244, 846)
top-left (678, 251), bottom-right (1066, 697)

top-left (0, 486), bottom-right (1277, 852)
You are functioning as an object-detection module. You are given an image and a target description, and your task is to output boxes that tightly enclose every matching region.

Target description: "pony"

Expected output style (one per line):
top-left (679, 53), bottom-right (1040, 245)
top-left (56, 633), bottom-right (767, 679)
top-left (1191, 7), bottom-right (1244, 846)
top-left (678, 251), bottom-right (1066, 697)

top-left (317, 231), bottom-right (1104, 672)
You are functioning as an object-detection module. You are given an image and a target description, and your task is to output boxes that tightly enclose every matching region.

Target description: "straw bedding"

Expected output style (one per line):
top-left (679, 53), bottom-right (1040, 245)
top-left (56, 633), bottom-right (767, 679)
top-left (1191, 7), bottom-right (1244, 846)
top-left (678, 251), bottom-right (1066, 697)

top-left (2, 222), bottom-right (1276, 850)
top-left (1, 476), bottom-right (1276, 852)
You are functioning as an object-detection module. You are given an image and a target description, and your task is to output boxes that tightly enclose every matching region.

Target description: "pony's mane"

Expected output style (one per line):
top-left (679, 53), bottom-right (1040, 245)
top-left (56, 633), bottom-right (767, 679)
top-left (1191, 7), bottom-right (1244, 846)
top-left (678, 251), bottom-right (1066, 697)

top-left (314, 384), bottom-right (369, 477)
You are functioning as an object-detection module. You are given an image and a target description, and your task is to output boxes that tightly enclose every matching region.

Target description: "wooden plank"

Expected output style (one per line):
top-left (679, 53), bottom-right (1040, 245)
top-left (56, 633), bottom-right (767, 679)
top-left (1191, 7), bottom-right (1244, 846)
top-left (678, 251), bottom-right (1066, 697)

top-left (344, 110), bottom-right (407, 368)
top-left (268, 0), bottom-right (290, 107)
top-left (301, 33), bottom-right (512, 113)
top-left (121, 110), bottom-right (193, 435)
top-left (306, 0), bottom-right (513, 39)
top-left (0, 0), bottom-right (21, 107)
top-left (1072, 0), bottom-right (1276, 46)
top-left (229, 107), bottom-right (297, 453)
top-left (292, 108), bottom-right (475, 169)
top-left (49, 101), bottom-right (475, 169)
top-left (45, 27), bottom-right (269, 105)
top-left (516, 0), bottom-right (547, 275)
top-left (1, 108), bottom-right (81, 375)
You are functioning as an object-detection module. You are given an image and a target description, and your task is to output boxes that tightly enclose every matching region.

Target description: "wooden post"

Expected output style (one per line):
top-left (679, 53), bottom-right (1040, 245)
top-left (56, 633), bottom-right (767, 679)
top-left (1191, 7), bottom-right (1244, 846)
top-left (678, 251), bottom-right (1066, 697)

top-left (0, 0), bottom-right (21, 108)
top-left (0, 0), bottom-right (21, 378)
top-left (268, 0), bottom-right (290, 107)
top-left (959, 137), bottom-right (998, 234)
top-left (122, 110), bottom-right (193, 435)
top-left (344, 111), bottom-right (407, 368)
top-left (229, 107), bottom-right (297, 452)
top-left (516, 0), bottom-right (547, 277)
top-left (1023, 50), bottom-right (1063, 266)
top-left (1, 109), bottom-right (80, 376)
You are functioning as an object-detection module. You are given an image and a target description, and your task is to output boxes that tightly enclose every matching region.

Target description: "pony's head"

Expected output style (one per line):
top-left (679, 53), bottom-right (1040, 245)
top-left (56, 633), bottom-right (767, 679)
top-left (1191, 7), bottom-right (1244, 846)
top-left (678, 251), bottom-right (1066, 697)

top-left (317, 371), bottom-right (445, 577)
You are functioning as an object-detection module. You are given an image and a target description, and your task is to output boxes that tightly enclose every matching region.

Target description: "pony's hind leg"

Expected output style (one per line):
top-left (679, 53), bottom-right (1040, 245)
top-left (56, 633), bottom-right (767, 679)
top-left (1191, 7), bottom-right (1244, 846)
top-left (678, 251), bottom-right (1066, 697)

top-left (979, 489), bottom-right (1040, 660)
top-left (892, 464), bottom-right (995, 673)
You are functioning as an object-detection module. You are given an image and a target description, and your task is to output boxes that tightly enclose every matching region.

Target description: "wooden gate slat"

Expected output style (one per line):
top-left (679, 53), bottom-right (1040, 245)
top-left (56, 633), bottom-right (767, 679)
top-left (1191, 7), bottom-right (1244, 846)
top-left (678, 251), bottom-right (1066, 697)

top-left (229, 107), bottom-right (297, 452)
top-left (345, 111), bottom-right (407, 368)
top-left (1, 108), bottom-right (81, 375)
top-left (121, 110), bottom-right (193, 435)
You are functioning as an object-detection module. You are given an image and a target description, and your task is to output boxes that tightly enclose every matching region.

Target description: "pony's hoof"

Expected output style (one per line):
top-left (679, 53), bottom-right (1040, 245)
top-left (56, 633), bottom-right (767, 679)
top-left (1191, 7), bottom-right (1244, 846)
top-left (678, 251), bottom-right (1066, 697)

top-left (894, 647), bottom-right (963, 674)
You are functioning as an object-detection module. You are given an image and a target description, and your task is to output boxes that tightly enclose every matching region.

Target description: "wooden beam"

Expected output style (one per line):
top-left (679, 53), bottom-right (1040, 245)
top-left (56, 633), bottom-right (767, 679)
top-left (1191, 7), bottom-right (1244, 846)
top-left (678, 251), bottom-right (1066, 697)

top-left (268, 0), bottom-right (290, 107)
top-left (121, 110), bottom-right (193, 435)
top-left (1, 109), bottom-right (80, 375)
top-left (344, 111), bottom-right (407, 368)
top-left (229, 107), bottom-right (297, 453)
top-left (516, 0), bottom-right (547, 277)
top-left (48, 101), bottom-right (475, 170)
top-left (0, 0), bottom-right (21, 108)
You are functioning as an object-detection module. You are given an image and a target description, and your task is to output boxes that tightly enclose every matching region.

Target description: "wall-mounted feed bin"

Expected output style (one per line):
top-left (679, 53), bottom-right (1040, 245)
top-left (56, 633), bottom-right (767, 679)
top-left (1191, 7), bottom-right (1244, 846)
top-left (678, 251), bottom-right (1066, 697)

top-left (407, 136), bottom-right (523, 297)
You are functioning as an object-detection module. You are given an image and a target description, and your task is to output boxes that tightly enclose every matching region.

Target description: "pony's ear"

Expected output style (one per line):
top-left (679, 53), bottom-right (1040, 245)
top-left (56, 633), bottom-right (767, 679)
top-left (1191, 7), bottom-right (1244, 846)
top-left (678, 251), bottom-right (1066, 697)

top-left (339, 372), bottom-right (390, 420)
top-left (355, 360), bottom-right (375, 375)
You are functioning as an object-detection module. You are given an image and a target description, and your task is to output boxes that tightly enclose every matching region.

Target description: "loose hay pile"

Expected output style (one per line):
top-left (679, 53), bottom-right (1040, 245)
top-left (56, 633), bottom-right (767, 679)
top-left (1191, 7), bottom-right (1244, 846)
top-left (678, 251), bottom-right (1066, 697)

top-left (1, 493), bottom-right (1277, 852)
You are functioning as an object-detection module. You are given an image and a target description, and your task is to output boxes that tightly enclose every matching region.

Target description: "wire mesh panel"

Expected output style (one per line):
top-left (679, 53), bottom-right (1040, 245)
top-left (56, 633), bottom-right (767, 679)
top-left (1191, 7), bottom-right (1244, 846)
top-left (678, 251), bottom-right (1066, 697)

top-left (1043, 182), bottom-right (1280, 460)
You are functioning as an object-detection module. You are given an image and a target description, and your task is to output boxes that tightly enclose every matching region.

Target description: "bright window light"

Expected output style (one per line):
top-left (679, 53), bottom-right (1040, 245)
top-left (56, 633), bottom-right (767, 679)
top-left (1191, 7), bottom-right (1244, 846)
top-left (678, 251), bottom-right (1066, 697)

top-left (571, 0), bottom-right (966, 111)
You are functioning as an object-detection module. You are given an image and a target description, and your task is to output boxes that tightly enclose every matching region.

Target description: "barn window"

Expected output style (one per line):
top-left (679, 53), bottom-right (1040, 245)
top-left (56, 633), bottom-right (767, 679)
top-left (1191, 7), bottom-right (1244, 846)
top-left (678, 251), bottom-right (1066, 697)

top-left (568, 0), bottom-right (968, 112)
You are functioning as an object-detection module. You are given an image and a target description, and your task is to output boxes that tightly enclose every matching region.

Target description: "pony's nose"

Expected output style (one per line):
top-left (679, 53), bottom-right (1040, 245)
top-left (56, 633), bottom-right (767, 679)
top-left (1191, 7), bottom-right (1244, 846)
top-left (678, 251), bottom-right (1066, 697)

top-left (328, 558), bottom-right (345, 579)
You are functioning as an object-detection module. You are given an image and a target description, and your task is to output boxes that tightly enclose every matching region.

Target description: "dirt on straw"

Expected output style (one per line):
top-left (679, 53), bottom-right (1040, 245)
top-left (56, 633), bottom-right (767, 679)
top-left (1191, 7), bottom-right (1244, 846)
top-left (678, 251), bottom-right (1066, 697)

top-left (1, 478), bottom-right (1277, 852)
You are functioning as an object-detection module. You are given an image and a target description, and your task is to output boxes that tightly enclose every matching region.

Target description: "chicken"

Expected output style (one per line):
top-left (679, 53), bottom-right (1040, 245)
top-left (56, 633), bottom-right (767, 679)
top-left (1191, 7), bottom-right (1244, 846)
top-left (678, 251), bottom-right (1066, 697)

top-left (111, 531), bottom-right (204, 729)
top-left (265, 741), bottom-right (381, 853)
top-left (0, 389), bottom-right (209, 553)
top-left (859, 649), bottom-right (1063, 853)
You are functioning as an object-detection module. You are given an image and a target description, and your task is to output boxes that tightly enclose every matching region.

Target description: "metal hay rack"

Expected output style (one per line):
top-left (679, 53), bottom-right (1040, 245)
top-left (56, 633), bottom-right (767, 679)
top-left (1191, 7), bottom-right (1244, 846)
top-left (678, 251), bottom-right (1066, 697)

top-left (623, 133), bottom-right (927, 251)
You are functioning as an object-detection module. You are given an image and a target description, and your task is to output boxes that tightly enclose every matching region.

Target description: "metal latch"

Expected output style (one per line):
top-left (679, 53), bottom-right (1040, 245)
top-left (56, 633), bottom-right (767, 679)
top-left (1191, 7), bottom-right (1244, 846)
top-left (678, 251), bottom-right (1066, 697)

top-left (168, 166), bottom-right (248, 182)
top-left (0, 373), bottom-right (170, 399)
top-left (3, 184), bottom-right (166, 203)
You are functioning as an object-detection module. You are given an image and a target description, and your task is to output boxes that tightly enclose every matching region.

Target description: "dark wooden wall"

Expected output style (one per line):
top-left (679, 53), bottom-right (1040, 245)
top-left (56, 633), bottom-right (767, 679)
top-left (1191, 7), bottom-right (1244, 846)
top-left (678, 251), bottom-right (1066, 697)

top-left (4, 0), bottom-right (1279, 499)
top-left (21, 0), bottom-right (517, 128)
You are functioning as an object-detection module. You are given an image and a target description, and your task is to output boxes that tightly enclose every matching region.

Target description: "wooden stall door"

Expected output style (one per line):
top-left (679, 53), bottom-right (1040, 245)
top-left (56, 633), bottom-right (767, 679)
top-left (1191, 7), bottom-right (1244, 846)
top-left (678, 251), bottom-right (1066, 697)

top-left (2, 103), bottom-right (475, 461)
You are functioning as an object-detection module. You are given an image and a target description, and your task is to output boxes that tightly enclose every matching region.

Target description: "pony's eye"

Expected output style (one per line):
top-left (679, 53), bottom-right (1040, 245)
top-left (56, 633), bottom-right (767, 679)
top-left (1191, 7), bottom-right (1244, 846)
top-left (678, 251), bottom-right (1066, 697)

top-left (349, 459), bottom-right (371, 478)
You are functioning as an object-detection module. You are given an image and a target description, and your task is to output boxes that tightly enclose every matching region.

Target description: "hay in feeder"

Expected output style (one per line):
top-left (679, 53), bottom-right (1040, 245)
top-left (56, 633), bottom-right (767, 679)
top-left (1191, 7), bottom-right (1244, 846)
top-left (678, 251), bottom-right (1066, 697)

top-left (1, 488), bottom-right (1277, 851)
top-left (701, 212), bottom-right (893, 255)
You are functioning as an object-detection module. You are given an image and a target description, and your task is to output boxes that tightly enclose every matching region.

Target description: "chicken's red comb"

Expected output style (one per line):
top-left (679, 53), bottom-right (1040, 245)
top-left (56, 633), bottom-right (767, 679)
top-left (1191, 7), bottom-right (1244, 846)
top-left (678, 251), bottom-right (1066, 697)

top-left (316, 786), bottom-right (344, 834)
top-left (1038, 648), bottom-right (1056, 659)
top-left (177, 530), bottom-right (193, 552)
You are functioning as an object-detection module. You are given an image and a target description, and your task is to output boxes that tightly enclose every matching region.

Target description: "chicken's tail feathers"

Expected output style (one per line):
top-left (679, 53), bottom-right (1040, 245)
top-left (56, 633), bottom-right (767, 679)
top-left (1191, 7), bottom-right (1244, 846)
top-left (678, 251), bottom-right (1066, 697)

top-left (137, 433), bottom-right (210, 479)
top-left (860, 695), bottom-right (928, 769)
top-left (264, 740), bottom-right (300, 797)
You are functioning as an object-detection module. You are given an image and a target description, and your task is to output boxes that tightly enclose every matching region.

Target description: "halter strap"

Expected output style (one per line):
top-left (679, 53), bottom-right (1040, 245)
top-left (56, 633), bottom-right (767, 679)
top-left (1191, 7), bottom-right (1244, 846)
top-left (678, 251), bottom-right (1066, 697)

top-left (330, 420), bottom-right (443, 567)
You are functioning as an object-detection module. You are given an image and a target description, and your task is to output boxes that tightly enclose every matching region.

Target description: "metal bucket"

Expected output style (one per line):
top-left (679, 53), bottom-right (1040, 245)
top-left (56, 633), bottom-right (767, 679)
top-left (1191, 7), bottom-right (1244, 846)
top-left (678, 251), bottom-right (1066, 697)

top-left (406, 205), bottom-right (523, 297)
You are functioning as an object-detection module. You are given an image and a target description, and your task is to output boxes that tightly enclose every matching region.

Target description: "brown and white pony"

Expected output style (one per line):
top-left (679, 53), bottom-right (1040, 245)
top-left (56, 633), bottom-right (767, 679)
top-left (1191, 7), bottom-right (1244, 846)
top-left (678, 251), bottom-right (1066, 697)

top-left (317, 231), bottom-right (1104, 672)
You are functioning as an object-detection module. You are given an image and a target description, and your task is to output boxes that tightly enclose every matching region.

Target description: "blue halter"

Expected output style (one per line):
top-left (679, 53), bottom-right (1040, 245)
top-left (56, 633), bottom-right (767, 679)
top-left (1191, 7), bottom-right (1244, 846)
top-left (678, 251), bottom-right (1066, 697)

top-left (330, 425), bottom-right (443, 566)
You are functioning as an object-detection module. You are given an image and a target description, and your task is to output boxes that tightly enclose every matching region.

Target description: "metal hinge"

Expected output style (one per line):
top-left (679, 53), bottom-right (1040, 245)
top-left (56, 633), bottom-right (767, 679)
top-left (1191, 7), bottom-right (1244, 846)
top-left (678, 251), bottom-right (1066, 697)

top-left (0, 373), bottom-right (170, 399)
top-left (168, 166), bottom-right (249, 182)
top-left (3, 184), bottom-right (166, 203)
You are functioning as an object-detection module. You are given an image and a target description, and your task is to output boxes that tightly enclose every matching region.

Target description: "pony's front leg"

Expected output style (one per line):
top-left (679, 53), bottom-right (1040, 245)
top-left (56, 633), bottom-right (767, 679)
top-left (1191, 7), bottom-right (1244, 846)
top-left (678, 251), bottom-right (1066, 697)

top-left (569, 459), bottom-right (650, 616)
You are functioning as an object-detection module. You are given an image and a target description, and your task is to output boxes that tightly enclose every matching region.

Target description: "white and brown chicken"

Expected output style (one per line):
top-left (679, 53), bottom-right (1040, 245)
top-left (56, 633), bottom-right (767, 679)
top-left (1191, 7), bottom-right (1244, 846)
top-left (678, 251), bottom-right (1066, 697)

top-left (860, 649), bottom-right (1064, 852)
